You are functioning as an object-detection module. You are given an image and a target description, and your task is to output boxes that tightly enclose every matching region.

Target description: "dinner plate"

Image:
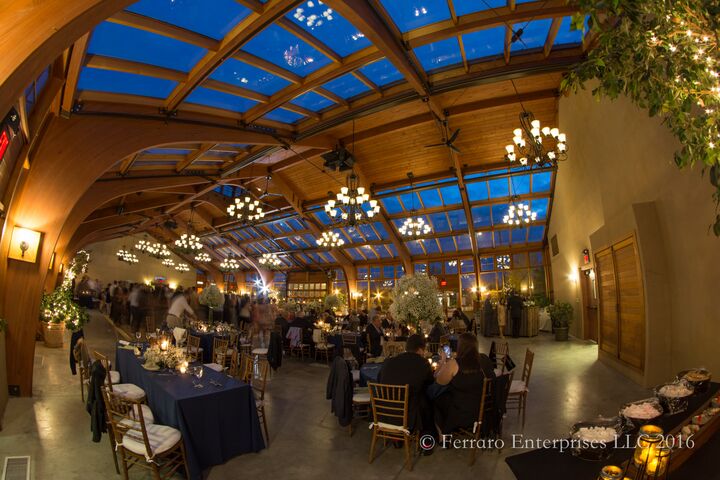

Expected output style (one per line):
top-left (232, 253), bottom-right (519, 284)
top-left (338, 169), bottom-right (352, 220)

top-left (143, 363), bottom-right (160, 371)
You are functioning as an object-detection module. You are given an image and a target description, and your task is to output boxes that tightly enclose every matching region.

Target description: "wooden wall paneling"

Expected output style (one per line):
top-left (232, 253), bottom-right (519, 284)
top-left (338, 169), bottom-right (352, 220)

top-left (595, 247), bottom-right (618, 357)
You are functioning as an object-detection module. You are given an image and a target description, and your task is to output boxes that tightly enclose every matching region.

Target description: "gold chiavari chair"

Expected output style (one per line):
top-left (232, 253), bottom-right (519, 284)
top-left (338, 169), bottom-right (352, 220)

top-left (93, 351), bottom-right (145, 402)
top-left (102, 387), bottom-right (189, 480)
top-left (185, 334), bottom-right (203, 362)
top-left (383, 341), bottom-right (405, 358)
top-left (225, 332), bottom-right (239, 368)
top-left (367, 383), bottom-right (417, 471)
top-left (349, 386), bottom-right (371, 437)
top-left (252, 359), bottom-right (270, 444)
top-left (454, 376), bottom-right (493, 466)
top-left (73, 338), bottom-right (89, 402)
top-left (494, 341), bottom-right (510, 374)
top-left (506, 349), bottom-right (534, 427)
top-left (239, 353), bottom-right (254, 384)
top-left (312, 329), bottom-right (334, 364)
top-left (227, 350), bottom-right (240, 378)
top-left (426, 342), bottom-right (440, 355)
top-left (212, 337), bottom-right (230, 367)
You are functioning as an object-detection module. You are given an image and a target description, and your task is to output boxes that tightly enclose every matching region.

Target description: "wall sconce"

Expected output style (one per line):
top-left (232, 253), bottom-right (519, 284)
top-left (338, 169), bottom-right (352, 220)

top-left (568, 271), bottom-right (580, 283)
top-left (8, 226), bottom-right (42, 263)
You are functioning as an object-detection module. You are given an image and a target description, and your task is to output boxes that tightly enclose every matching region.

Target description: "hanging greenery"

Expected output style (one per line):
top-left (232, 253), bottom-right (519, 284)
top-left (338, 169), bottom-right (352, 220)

top-left (562, 1), bottom-right (720, 235)
top-left (63, 249), bottom-right (92, 288)
top-left (40, 286), bottom-right (88, 331)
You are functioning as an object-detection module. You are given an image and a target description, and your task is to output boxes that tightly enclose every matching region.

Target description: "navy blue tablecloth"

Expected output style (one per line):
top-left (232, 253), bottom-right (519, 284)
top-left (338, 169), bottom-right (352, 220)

top-left (115, 348), bottom-right (265, 479)
top-left (359, 362), bottom-right (383, 386)
top-left (188, 330), bottom-right (228, 363)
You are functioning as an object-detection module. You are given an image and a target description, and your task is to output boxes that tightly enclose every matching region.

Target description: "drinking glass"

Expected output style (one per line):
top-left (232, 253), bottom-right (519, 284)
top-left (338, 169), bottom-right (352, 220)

top-left (135, 331), bottom-right (141, 345)
top-left (193, 366), bottom-right (204, 388)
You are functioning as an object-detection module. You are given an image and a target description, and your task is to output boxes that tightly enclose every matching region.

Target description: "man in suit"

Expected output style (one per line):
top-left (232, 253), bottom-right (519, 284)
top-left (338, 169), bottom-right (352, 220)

top-left (508, 292), bottom-right (524, 338)
top-left (378, 334), bottom-right (436, 455)
top-left (365, 316), bottom-right (384, 357)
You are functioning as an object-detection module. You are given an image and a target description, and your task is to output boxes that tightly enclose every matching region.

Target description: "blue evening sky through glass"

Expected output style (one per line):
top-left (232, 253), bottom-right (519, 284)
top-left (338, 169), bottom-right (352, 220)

top-left (511, 18), bottom-right (553, 52)
top-left (438, 236), bottom-right (456, 252)
top-left (88, 22), bottom-right (207, 72)
top-left (472, 206), bottom-right (491, 227)
top-left (184, 87), bottom-right (258, 112)
top-left (447, 210), bottom-right (467, 230)
top-left (358, 59), bottom-right (403, 87)
top-left (322, 73), bottom-right (370, 99)
top-left (491, 203), bottom-right (508, 225)
top-left (511, 228), bottom-right (528, 244)
top-left (419, 189), bottom-right (442, 208)
top-left (242, 24), bottom-right (331, 77)
top-left (145, 148), bottom-right (192, 155)
top-left (413, 37), bottom-right (462, 72)
top-left (78, 68), bottom-right (178, 98)
top-left (439, 185), bottom-right (462, 205)
top-left (291, 91), bottom-right (335, 111)
top-left (532, 171), bottom-right (553, 192)
top-left (528, 225), bottom-right (545, 242)
top-left (424, 239), bottom-right (440, 254)
top-left (428, 213), bottom-right (450, 232)
top-left (531, 198), bottom-right (549, 219)
top-left (556, 16), bottom-right (584, 45)
top-left (210, 58), bottom-right (290, 95)
top-left (456, 234), bottom-right (472, 251)
top-left (467, 181), bottom-right (489, 201)
top-left (379, 0), bottom-right (451, 32)
top-left (462, 26), bottom-right (505, 60)
top-left (510, 174), bottom-right (531, 195)
top-left (488, 178), bottom-right (509, 198)
top-left (263, 107), bottom-right (305, 124)
top-left (405, 240), bottom-right (424, 256)
top-left (452, 0), bottom-right (504, 16)
top-left (477, 232), bottom-right (493, 249)
top-left (287, 3), bottom-right (371, 57)
top-left (126, 0), bottom-right (250, 40)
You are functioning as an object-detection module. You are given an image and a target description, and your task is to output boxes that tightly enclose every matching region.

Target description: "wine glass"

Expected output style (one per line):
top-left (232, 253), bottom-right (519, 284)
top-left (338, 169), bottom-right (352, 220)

top-left (193, 366), bottom-right (204, 388)
top-left (135, 331), bottom-right (142, 346)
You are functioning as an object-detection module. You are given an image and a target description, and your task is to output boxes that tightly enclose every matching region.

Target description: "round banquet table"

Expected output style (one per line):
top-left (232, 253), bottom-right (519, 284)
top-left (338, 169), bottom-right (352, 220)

top-left (359, 362), bottom-right (383, 386)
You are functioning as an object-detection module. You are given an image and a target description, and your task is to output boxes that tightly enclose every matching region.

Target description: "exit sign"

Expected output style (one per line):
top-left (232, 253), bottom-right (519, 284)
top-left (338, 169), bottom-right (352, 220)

top-left (0, 130), bottom-right (8, 160)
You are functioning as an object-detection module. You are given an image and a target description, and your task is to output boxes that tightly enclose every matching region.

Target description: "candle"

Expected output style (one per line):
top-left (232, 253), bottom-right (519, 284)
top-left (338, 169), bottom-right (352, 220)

top-left (160, 339), bottom-right (169, 351)
top-left (179, 365), bottom-right (187, 374)
top-left (633, 425), bottom-right (664, 466)
top-left (597, 465), bottom-right (623, 480)
top-left (645, 446), bottom-right (670, 476)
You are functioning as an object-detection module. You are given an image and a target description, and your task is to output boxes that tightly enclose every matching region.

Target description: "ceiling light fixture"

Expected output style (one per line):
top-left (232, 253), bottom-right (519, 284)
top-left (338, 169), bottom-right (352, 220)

top-left (316, 231), bottom-right (345, 248)
top-left (323, 172), bottom-right (379, 228)
top-left (503, 196), bottom-right (538, 226)
top-left (504, 111), bottom-right (567, 167)
top-left (398, 172), bottom-right (432, 237)
top-left (195, 252), bottom-right (211, 262)
top-left (226, 187), bottom-right (265, 224)
top-left (161, 258), bottom-right (175, 268)
top-left (116, 247), bottom-right (139, 264)
top-left (175, 263), bottom-right (190, 272)
top-left (136, 238), bottom-right (171, 259)
top-left (219, 256), bottom-right (241, 272)
top-left (258, 252), bottom-right (282, 268)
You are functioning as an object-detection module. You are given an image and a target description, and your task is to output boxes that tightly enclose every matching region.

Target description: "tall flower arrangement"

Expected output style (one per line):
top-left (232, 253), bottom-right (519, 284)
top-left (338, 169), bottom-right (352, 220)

top-left (323, 292), bottom-right (346, 312)
top-left (199, 284), bottom-right (224, 323)
top-left (389, 274), bottom-right (443, 329)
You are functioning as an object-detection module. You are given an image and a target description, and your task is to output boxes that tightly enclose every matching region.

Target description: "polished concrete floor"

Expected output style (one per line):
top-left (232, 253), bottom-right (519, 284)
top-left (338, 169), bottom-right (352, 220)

top-left (0, 313), bottom-right (651, 479)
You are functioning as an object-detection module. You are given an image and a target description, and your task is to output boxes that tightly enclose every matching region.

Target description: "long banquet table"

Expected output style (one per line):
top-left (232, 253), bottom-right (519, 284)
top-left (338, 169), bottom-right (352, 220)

top-left (115, 348), bottom-right (265, 479)
top-left (505, 382), bottom-right (720, 479)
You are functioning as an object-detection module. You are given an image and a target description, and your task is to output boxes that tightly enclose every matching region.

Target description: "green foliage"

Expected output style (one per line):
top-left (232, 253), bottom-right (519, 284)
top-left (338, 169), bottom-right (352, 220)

top-left (40, 286), bottom-right (88, 331)
top-left (532, 294), bottom-right (551, 308)
top-left (323, 292), bottom-right (346, 311)
top-left (548, 302), bottom-right (574, 328)
top-left (563, 0), bottom-right (720, 235)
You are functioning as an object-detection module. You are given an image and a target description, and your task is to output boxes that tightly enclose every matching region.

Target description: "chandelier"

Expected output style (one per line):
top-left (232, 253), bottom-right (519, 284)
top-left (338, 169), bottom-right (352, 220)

top-left (316, 231), bottom-right (345, 248)
top-left (398, 173), bottom-right (432, 237)
top-left (219, 257), bottom-right (241, 272)
top-left (161, 258), bottom-right (175, 268)
top-left (138, 240), bottom-right (171, 259)
top-left (174, 233), bottom-right (202, 254)
top-left (496, 255), bottom-right (510, 270)
top-left (258, 252), bottom-right (282, 268)
top-left (323, 173), bottom-right (379, 228)
top-left (503, 197), bottom-right (538, 226)
top-left (504, 111), bottom-right (567, 167)
top-left (116, 247), bottom-right (139, 265)
top-left (175, 263), bottom-right (190, 272)
top-left (227, 189), bottom-right (265, 224)
top-left (195, 252), bottom-right (211, 263)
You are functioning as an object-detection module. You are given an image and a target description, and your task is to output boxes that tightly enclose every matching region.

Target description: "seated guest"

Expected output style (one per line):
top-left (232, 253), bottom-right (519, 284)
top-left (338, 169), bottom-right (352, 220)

top-left (428, 320), bottom-right (448, 343)
top-left (378, 334), bottom-right (436, 452)
top-left (434, 333), bottom-right (496, 434)
top-left (290, 312), bottom-right (314, 330)
top-left (275, 312), bottom-right (289, 337)
top-left (365, 316), bottom-right (384, 357)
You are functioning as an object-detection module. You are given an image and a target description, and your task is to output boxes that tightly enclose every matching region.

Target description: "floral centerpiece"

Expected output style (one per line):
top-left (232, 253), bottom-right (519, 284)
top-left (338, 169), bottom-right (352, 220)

top-left (144, 344), bottom-right (186, 369)
top-left (199, 284), bottom-right (224, 323)
top-left (389, 273), bottom-right (443, 331)
top-left (323, 292), bottom-right (346, 312)
top-left (40, 286), bottom-right (88, 331)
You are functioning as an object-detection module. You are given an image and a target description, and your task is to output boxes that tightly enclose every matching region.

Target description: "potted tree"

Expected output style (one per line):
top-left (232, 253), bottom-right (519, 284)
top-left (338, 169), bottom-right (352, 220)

top-left (40, 286), bottom-right (88, 347)
top-left (199, 284), bottom-right (224, 323)
top-left (323, 292), bottom-right (347, 315)
top-left (548, 301), bottom-right (574, 341)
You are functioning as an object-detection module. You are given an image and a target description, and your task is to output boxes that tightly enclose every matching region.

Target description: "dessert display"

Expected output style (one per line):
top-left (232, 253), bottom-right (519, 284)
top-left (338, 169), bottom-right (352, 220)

top-left (620, 398), bottom-right (663, 428)
top-left (570, 417), bottom-right (622, 461)
top-left (656, 381), bottom-right (694, 414)
top-left (658, 383), bottom-right (694, 398)
top-left (679, 368), bottom-right (712, 393)
top-left (574, 426), bottom-right (619, 443)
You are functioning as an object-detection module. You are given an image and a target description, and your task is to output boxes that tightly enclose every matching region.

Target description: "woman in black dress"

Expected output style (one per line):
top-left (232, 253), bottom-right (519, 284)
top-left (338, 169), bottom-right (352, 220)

top-left (433, 332), bottom-right (495, 434)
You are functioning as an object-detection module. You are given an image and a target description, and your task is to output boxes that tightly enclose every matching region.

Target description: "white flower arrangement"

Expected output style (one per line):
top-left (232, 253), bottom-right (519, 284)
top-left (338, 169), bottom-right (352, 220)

top-left (199, 284), bottom-right (224, 309)
top-left (389, 274), bottom-right (443, 328)
top-left (323, 292), bottom-right (346, 312)
top-left (144, 344), bottom-right (186, 369)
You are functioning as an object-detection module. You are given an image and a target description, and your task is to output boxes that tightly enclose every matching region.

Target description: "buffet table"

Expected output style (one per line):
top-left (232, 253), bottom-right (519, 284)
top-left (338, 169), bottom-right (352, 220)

top-left (115, 348), bottom-right (265, 479)
top-left (505, 382), bottom-right (720, 479)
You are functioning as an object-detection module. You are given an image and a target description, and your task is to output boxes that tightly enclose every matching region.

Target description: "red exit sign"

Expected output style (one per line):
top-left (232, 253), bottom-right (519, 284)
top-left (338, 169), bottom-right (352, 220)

top-left (0, 130), bottom-right (8, 160)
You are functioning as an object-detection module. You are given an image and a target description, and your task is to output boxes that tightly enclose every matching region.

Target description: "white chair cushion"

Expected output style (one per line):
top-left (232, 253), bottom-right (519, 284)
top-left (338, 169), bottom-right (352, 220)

top-left (351, 370), bottom-right (360, 383)
top-left (113, 383), bottom-right (146, 401)
top-left (509, 380), bottom-right (527, 394)
top-left (374, 422), bottom-right (409, 434)
top-left (105, 370), bottom-right (121, 385)
top-left (316, 344), bottom-right (334, 350)
top-left (188, 346), bottom-right (204, 353)
top-left (120, 404), bottom-right (155, 428)
top-left (203, 363), bottom-right (224, 372)
top-left (252, 348), bottom-right (268, 355)
top-left (122, 424), bottom-right (181, 457)
top-left (353, 392), bottom-right (370, 403)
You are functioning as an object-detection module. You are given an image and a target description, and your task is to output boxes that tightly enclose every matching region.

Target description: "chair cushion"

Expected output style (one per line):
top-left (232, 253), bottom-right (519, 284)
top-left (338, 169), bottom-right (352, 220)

top-left (316, 344), bottom-right (334, 350)
top-left (252, 348), bottom-right (268, 355)
top-left (351, 370), bottom-right (360, 383)
top-left (188, 346), bottom-right (204, 353)
top-left (352, 392), bottom-right (370, 403)
top-left (105, 370), bottom-right (121, 385)
top-left (113, 383), bottom-right (146, 401)
top-left (122, 424), bottom-right (181, 457)
top-left (509, 380), bottom-right (527, 394)
top-left (120, 404), bottom-right (155, 428)
top-left (373, 422), bottom-right (410, 434)
top-left (203, 363), bottom-right (224, 372)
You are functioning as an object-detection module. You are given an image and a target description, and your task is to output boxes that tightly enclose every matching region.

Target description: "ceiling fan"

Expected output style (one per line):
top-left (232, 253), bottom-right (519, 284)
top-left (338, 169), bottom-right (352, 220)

top-left (424, 125), bottom-right (462, 154)
top-left (256, 174), bottom-right (284, 200)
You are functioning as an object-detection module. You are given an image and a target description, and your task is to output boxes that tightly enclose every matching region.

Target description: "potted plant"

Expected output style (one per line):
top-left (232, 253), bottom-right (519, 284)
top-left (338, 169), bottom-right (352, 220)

top-left (40, 286), bottom-right (88, 348)
top-left (548, 301), bottom-right (574, 341)
top-left (323, 292), bottom-right (346, 314)
top-left (389, 274), bottom-right (443, 333)
top-left (199, 284), bottom-right (224, 323)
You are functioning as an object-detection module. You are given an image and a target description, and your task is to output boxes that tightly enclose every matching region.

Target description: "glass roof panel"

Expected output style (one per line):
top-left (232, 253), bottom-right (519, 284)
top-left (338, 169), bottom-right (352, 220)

top-left (511, 18), bottom-right (553, 53)
top-left (78, 68), bottom-right (177, 98)
top-left (531, 197), bottom-right (549, 220)
top-left (302, 233), bottom-right (316, 245)
top-left (387, 243), bottom-right (399, 257)
top-left (287, 2), bottom-right (371, 56)
top-left (88, 21), bottom-right (207, 72)
top-left (462, 26), bottom-right (505, 61)
top-left (126, 0), bottom-right (250, 40)
top-left (405, 240), bottom-right (424, 255)
top-left (455, 234), bottom-right (472, 251)
top-left (453, 0), bottom-right (504, 16)
top-left (413, 37), bottom-right (462, 72)
top-left (263, 107), bottom-right (306, 124)
top-left (343, 227), bottom-right (364, 244)
top-left (467, 181), bottom-right (489, 202)
top-left (358, 59), bottom-right (404, 87)
top-left (532, 171), bottom-right (553, 192)
top-left (438, 236), bottom-right (456, 253)
top-left (321, 73), bottom-right (371, 99)
top-left (358, 224), bottom-right (379, 241)
top-left (494, 229), bottom-right (510, 247)
top-left (510, 174), bottom-right (531, 195)
top-left (423, 238), bottom-right (440, 254)
top-left (398, 191), bottom-right (421, 211)
top-left (528, 225), bottom-right (545, 242)
top-left (290, 90), bottom-right (335, 112)
top-left (380, 196), bottom-right (403, 214)
top-left (488, 178), bottom-right (509, 198)
top-left (375, 245), bottom-right (392, 258)
top-left (511, 227), bottom-right (528, 244)
top-left (439, 185), bottom-right (462, 205)
top-left (447, 210), bottom-right (467, 231)
top-left (313, 210), bottom-right (332, 225)
top-left (346, 248), bottom-right (364, 261)
top-left (210, 58), bottom-right (290, 95)
top-left (419, 188), bottom-right (442, 208)
top-left (361, 245), bottom-right (378, 259)
top-left (428, 212), bottom-right (449, 233)
top-left (472, 205), bottom-right (492, 228)
top-left (185, 87), bottom-right (259, 113)
top-left (241, 24), bottom-right (332, 77)
top-left (374, 222), bottom-right (389, 240)
top-left (288, 218), bottom-right (305, 230)
top-left (556, 16), bottom-right (584, 46)
top-left (144, 147), bottom-right (191, 155)
top-left (491, 203), bottom-right (509, 225)
top-left (477, 232), bottom-right (493, 249)
top-left (379, 0), bottom-right (451, 33)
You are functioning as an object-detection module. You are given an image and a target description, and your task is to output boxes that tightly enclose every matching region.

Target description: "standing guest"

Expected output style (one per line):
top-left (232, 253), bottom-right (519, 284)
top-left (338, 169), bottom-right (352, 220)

top-left (428, 319), bottom-right (448, 343)
top-left (358, 309), bottom-right (368, 327)
top-left (365, 316), bottom-right (385, 357)
top-left (120, 287), bottom-right (130, 325)
top-left (128, 284), bottom-right (141, 332)
top-left (238, 295), bottom-right (251, 330)
top-left (378, 334), bottom-right (436, 453)
top-left (508, 292), bottom-right (524, 338)
top-left (433, 333), bottom-right (496, 434)
top-left (135, 285), bottom-right (150, 333)
top-left (110, 287), bottom-right (124, 324)
top-left (188, 287), bottom-right (201, 315)
top-left (166, 288), bottom-right (196, 328)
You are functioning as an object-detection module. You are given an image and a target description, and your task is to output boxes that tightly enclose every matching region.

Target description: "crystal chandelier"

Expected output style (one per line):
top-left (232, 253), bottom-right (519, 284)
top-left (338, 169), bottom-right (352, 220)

top-left (161, 258), bottom-right (175, 268)
top-left (323, 173), bottom-right (379, 228)
top-left (116, 247), bottom-right (139, 264)
top-left (398, 173), bottom-right (432, 237)
top-left (316, 231), bottom-right (345, 248)
top-left (138, 240), bottom-right (171, 259)
top-left (219, 257), bottom-right (241, 272)
top-left (503, 197), bottom-right (538, 226)
top-left (504, 111), bottom-right (567, 167)
top-left (195, 252), bottom-right (211, 263)
top-left (258, 252), bottom-right (282, 268)
top-left (496, 255), bottom-right (511, 270)
top-left (175, 263), bottom-right (190, 272)
top-left (227, 189), bottom-right (265, 224)
top-left (174, 233), bottom-right (202, 254)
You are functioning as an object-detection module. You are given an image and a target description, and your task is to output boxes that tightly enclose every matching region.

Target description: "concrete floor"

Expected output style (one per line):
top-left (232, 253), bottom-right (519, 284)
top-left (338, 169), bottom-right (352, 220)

top-left (0, 313), bottom-right (651, 479)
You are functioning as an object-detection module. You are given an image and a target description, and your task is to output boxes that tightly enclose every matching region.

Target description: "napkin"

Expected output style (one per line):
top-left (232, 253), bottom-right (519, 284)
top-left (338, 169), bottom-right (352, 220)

top-left (118, 340), bottom-right (130, 346)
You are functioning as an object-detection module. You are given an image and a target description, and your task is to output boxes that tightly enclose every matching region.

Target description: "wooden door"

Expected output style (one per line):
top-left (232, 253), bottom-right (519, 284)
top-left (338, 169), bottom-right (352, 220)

top-left (580, 270), bottom-right (598, 342)
top-left (614, 238), bottom-right (645, 370)
top-left (596, 248), bottom-right (618, 356)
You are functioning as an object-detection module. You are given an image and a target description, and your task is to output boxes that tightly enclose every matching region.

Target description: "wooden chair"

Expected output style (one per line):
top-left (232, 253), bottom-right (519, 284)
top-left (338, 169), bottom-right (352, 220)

top-left (454, 377), bottom-right (493, 466)
top-left (212, 337), bottom-right (230, 367)
top-left (239, 353), bottom-right (254, 384)
top-left (252, 359), bottom-right (270, 444)
top-left (93, 351), bottom-right (145, 402)
top-left (426, 342), bottom-right (439, 355)
top-left (367, 383), bottom-right (418, 471)
top-left (312, 329), bottom-right (334, 364)
top-left (289, 328), bottom-right (311, 360)
top-left (225, 332), bottom-right (238, 368)
top-left (227, 350), bottom-right (240, 378)
top-left (349, 386), bottom-right (371, 436)
top-left (494, 341), bottom-right (510, 374)
top-left (73, 338), bottom-right (90, 402)
top-left (383, 341), bottom-right (404, 358)
top-left (185, 334), bottom-right (203, 362)
top-left (101, 387), bottom-right (189, 480)
top-left (506, 349), bottom-right (534, 427)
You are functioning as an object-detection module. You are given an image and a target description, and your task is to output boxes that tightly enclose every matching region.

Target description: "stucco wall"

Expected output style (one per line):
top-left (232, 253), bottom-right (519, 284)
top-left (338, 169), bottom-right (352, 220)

top-left (84, 236), bottom-right (198, 289)
top-left (549, 86), bottom-right (720, 385)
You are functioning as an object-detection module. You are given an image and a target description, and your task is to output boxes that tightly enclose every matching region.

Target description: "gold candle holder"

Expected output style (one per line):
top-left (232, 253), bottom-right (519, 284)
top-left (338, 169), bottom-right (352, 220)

top-left (645, 445), bottom-right (670, 477)
top-left (633, 425), bottom-right (664, 466)
top-left (597, 465), bottom-right (624, 480)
